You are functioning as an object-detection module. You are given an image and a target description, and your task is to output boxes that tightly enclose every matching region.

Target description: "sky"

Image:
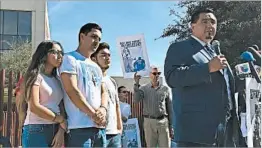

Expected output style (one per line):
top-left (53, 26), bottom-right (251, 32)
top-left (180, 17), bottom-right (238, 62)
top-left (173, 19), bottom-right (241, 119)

top-left (48, 1), bottom-right (183, 77)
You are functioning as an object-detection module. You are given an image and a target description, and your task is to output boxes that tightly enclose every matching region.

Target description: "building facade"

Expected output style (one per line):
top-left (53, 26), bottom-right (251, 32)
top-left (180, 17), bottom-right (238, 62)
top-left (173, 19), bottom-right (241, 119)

top-left (0, 0), bottom-right (49, 52)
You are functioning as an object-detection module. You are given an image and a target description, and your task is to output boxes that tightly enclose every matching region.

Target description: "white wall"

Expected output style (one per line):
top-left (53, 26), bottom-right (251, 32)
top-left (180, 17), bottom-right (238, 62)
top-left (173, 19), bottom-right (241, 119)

top-left (0, 0), bottom-right (47, 51)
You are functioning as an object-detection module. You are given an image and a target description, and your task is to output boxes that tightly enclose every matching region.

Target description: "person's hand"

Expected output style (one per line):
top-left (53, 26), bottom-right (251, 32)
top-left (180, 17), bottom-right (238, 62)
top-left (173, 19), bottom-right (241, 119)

top-left (51, 128), bottom-right (65, 148)
top-left (208, 55), bottom-right (228, 73)
top-left (134, 72), bottom-right (141, 84)
top-left (91, 112), bottom-right (100, 125)
top-left (95, 107), bottom-right (107, 120)
top-left (92, 107), bottom-right (107, 126)
top-left (169, 127), bottom-right (174, 139)
top-left (96, 107), bottom-right (107, 126)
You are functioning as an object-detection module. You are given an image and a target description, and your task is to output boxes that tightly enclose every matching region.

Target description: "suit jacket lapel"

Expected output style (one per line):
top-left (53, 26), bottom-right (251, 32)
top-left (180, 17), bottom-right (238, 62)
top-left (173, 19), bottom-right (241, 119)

top-left (199, 50), bottom-right (212, 61)
top-left (190, 37), bottom-right (211, 59)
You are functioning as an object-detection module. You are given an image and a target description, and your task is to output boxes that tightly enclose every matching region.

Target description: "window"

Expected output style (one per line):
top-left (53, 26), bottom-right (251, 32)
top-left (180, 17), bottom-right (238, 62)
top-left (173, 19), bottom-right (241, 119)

top-left (0, 10), bottom-right (32, 50)
top-left (18, 11), bottom-right (32, 36)
top-left (0, 11), bottom-right (3, 35)
top-left (3, 11), bottom-right (18, 35)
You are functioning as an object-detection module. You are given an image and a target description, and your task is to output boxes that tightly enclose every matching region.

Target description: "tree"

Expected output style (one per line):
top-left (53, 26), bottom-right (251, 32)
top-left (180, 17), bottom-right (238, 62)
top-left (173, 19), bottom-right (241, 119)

top-left (160, 1), bottom-right (261, 66)
top-left (0, 40), bottom-right (32, 75)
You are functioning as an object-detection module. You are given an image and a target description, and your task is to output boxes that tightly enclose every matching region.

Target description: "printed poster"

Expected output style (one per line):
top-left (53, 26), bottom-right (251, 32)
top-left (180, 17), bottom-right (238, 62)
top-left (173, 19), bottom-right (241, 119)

top-left (121, 118), bottom-right (141, 148)
top-left (116, 34), bottom-right (150, 78)
top-left (245, 77), bottom-right (261, 147)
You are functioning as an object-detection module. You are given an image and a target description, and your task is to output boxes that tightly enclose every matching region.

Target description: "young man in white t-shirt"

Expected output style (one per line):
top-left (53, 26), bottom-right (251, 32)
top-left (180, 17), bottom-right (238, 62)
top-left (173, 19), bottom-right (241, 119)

top-left (59, 23), bottom-right (108, 147)
top-left (91, 42), bottom-right (123, 147)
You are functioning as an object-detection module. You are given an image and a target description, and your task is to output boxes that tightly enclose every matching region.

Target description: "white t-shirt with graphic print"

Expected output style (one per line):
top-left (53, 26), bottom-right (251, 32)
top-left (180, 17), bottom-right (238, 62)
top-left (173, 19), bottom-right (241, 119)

top-left (59, 51), bottom-right (104, 129)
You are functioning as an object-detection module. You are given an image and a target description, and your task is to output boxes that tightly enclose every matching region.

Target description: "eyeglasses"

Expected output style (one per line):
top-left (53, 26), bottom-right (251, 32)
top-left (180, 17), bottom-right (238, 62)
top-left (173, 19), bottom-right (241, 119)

top-left (151, 72), bottom-right (161, 76)
top-left (120, 91), bottom-right (128, 94)
top-left (48, 49), bottom-right (64, 56)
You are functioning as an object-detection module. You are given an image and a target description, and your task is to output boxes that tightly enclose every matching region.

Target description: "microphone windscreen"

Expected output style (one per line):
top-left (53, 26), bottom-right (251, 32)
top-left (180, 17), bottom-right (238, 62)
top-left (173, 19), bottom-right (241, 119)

top-left (241, 51), bottom-right (256, 62)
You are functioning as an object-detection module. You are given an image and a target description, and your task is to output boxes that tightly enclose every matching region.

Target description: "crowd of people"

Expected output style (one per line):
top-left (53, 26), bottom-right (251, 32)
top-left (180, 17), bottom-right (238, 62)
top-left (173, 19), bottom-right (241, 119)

top-left (12, 21), bottom-right (175, 147)
top-left (2, 6), bottom-right (258, 148)
top-left (13, 24), bottom-right (131, 147)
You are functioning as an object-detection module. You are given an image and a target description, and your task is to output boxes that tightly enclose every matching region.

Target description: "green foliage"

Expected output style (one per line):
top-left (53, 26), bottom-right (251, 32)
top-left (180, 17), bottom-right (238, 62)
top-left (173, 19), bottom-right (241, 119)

top-left (0, 40), bottom-right (32, 75)
top-left (161, 1), bottom-right (261, 66)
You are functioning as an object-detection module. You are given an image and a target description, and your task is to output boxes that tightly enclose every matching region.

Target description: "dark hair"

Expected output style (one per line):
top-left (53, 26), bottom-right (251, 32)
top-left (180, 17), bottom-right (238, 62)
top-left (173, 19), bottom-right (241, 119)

top-left (78, 23), bottom-right (102, 42)
top-left (118, 86), bottom-right (126, 93)
top-left (191, 8), bottom-right (214, 24)
top-left (17, 40), bottom-right (64, 127)
top-left (91, 42), bottom-right (110, 58)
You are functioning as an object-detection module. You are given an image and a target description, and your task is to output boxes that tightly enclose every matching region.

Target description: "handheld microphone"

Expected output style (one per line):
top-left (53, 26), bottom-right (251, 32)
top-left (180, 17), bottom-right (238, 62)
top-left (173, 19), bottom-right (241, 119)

top-left (212, 40), bottom-right (232, 74)
top-left (247, 47), bottom-right (261, 66)
top-left (212, 40), bottom-right (221, 55)
top-left (240, 51), bottom-right (261, 83)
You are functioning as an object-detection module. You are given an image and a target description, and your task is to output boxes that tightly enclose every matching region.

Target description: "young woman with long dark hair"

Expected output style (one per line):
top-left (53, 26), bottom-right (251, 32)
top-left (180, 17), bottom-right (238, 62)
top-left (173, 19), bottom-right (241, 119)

top-left (17, 40), bottom-right (67, 147)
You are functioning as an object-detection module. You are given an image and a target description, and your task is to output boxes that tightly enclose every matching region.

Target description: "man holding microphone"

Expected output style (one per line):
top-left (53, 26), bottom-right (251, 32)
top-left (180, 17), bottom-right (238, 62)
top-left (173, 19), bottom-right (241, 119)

top-left (164, 8), bottom-right (242, 147)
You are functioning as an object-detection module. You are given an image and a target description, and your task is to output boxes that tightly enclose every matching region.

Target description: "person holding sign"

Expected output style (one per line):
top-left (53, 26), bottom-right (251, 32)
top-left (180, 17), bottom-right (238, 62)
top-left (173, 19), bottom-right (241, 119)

top-left (133, 66), bottom-right (174, 147)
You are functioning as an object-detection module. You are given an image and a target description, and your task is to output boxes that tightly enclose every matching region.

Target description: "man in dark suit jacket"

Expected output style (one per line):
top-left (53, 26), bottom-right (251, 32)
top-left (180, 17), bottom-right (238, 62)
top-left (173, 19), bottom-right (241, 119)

top-left (164, 8), bottom-right (242, 147)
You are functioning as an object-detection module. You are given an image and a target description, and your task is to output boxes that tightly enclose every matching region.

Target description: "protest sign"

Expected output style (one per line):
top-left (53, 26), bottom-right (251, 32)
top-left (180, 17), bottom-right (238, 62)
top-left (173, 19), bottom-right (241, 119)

top-left (245, 78), bottom-right (261, 147)
top-left (116, 34), bottom-right (150, 78)
top-left (121, 118), bottom-right (141, 148)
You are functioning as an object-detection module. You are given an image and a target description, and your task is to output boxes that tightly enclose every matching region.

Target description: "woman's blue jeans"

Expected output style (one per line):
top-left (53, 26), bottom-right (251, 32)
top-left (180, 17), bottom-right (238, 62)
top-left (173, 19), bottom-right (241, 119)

top-left (22, 124), bottom-right (59, 147)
